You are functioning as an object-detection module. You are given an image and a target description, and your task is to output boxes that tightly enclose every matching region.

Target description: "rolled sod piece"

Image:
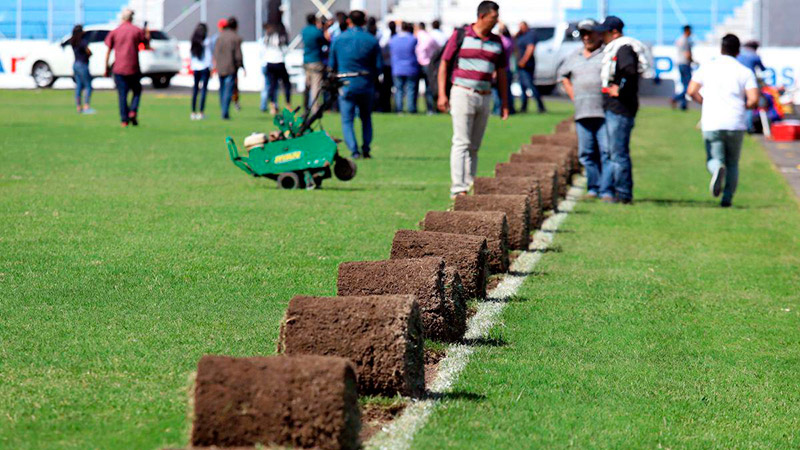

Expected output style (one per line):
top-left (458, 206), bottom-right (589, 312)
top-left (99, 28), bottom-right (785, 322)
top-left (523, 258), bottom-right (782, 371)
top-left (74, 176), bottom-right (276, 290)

top-left (390, 229), bottom-right (488, 300)
top-left (472, 177), bottom-right (543, 229)
top-left (420, 211), bottom-right (509, 274)
top-left (192, 354), bottom-right (361, 450)
top-left (337, 258), bottom-right (465, 341)
top-left (531, 133), bottom-right (578, 149)
top-left (280, 295), bottom-right (425, 397)
top-left (453, 194), bottom-right (530, 251)
top-left (555, 119), bottom-right (576, 134)
top-left (510, 152), bottom-right (571, 197)
top-left (495, 162), bottom-right (560, 211)
top-left (521, 143), bottom-right (580, 175)
top-left (444, 267), bottom-right (467, 339)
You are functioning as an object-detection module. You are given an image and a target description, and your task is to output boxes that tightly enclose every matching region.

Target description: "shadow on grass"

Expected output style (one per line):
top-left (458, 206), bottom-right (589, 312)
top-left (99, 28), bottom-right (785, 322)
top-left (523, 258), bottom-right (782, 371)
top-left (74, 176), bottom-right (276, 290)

top-left (425, 390), bottom-right (487, 402)
top-left (506, 269), bottom-right (549, 277)
top-left (540, 228), bottom-right (574, 234)
top-left (483, 294), bottom-right (529, 304)
top-left (638, 198), bottom-right (776, 210)
top-left (461, 336), bottom-right (509, 347)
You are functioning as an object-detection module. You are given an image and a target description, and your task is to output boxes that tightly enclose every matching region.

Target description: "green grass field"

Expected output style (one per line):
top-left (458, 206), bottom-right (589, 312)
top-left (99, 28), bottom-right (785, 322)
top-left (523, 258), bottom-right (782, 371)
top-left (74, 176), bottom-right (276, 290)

top-left (1, 89), bottom-right (798, 449)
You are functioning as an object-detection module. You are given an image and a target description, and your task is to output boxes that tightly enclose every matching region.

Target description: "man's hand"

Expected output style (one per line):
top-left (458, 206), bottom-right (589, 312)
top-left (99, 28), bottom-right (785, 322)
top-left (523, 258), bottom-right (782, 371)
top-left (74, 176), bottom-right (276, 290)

top-left (104, 66), bottom-right (110, 77)
top-left (608, 84), bottom-right (620, 97)
top-left (438, 95), bottom-right (449, 112)
top-left (501, 107), bottom-right (510, 120)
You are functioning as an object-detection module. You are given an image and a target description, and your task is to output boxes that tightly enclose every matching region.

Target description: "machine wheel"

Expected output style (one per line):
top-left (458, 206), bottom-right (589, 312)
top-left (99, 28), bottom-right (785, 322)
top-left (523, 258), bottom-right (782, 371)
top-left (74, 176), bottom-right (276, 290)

top-left (32, 61), bottom-right (56, 88)
top-left (276, 172), bottom-right (300, 189)
top-left (333, 157), bottom-right (357, 181)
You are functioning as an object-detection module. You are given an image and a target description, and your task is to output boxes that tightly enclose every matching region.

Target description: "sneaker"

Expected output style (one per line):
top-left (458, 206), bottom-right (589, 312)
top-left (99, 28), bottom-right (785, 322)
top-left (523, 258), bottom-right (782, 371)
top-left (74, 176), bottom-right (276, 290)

top-left (584, 191), bottom-right (598, 200)
top-left (120, 122), bottom-right (129, 128)
top-left (619, 197), bottom-right (634, 205)
top-left (128, 112), bottom-right (138, 126)
top-left (600, 195), bottom-right (617, 203)
top-left (82, 108), bottom-right (96, 115)
top-left (198, 113), bottom-right (205, 120)
top-left (449, 191), bottom-right (468, 200)
top-left (710, 166), bottom-right (725, 197)
top-left (235, 101), bottom-right (242, 112)
top-left (351, 152), bottom-right (362, 160)
top-left (190, 113), bottom-right (197, 120)
top-left (721, 200), bottom-right (732, 208)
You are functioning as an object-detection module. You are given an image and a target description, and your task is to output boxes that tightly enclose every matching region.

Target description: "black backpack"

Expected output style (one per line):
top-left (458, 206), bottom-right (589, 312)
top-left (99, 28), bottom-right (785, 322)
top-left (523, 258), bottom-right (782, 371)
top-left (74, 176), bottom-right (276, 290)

top-left (428, 26), bottom-right (466, 102)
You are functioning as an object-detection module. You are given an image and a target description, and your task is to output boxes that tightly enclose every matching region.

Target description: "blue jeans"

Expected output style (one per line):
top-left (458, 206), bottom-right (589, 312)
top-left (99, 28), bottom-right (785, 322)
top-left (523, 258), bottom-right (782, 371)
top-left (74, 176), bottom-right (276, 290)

top-left (576, 117), bottom-right (612, 196)
top-left (113, 73), bottom-right (141, 123)
top-left (73, 62), bottom-right (92, 107)
top-left (263, 63), bottom-right (291, 110)
top-left (704, 130), bottom-right (744, 204)
top-left (219, 74), bottom-right (236, 119)
top-left (518, 67), bottom-right (545, 113)
top-left (604, 110), bottom-right (636, 201)
top-left (393, 75), bottom-right (418, 113)
top-left (492, 69), bottom-right (516, 116)
top-left (339, 89), bottom-right (374, 156)
top-left (420, 64), bottom-right (435, 113)
top-left (192, 68), bottom-right (210, 113)
top-left (673, 64), bottom-right (692, 110)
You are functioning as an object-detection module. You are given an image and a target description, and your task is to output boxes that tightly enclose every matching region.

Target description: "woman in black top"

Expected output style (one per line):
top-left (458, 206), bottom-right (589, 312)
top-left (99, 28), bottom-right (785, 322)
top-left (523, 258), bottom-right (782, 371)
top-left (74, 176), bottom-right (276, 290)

top-left (70, 25), bottom-right (95, 114)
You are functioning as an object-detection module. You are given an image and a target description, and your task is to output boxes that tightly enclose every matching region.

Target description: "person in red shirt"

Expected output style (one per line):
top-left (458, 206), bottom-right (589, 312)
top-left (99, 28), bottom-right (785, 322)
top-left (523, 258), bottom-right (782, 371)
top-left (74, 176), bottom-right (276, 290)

top-left (104, 8), bottom-right (150, 127)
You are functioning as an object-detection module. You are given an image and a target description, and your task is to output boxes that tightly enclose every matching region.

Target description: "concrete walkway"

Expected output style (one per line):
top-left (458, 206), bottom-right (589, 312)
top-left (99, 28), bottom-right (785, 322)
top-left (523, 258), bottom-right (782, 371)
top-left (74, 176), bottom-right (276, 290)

top-left (761, 137), bottom-right (800, 199)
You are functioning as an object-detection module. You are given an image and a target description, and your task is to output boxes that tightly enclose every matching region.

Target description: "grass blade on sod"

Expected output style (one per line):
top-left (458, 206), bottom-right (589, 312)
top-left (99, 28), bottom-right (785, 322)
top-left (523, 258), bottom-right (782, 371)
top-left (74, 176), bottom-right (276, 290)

top-left (366, 178), bottom-right (584, 450)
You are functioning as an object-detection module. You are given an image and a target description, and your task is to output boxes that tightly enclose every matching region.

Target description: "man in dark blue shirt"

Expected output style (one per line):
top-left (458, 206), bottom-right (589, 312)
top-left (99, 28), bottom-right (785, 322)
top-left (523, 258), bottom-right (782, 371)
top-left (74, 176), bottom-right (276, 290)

top-left (302, 14), bottom-right (328, 113)
top-left (516, 22), bottom-right (546, 113)
top-left (330, 10), bottom-right (383, 159)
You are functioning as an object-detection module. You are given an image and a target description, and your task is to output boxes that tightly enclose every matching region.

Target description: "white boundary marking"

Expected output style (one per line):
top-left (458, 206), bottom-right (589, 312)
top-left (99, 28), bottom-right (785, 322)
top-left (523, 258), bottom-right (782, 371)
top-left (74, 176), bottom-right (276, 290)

top-left (367, 178), bottom-right (585, 450)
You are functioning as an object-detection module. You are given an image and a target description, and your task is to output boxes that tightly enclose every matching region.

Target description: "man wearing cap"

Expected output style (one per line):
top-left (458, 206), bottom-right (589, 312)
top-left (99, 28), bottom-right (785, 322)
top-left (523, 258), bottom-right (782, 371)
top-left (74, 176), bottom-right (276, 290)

top-left (559, 19), bottom-right (610, 199)
top-left (104, 8), bottom-right (150, 127)
top-left (598, 15), bottom-right (643, 204)
top-left (213, 17), bottom-right (243, 120)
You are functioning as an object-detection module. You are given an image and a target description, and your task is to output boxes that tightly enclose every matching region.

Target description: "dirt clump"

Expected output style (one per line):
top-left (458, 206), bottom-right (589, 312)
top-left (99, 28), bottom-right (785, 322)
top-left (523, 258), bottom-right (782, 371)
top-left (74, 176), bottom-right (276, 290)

top-left (390, 230), bottom-right (488, 300)
top-left (279, 295), bottom-right (425, 397)
top-left (191, 354), bottom-right (360, 450)
top-left (337, 258), bottom-right (466, 342)
top-left (472, 177), bottom-right (543, 229)
top-left (420, 211), bottom-right (509, 274)
top-left (495, 162), bottom-right (560, 211)
top-left (454, 194), bottom-right (530, 251)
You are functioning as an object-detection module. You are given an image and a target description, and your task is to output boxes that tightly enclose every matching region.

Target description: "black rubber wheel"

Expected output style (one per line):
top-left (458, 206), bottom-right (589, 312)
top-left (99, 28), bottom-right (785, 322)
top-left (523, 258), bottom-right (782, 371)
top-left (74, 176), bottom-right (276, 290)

top-left (32, 61), bottom-right (56, 88)
top-left (151, 75), bottom-right (172, 89)
top-left (276, 172), bottom-right (300, 189)
top-left (333, 157), bottom-right (357, 181)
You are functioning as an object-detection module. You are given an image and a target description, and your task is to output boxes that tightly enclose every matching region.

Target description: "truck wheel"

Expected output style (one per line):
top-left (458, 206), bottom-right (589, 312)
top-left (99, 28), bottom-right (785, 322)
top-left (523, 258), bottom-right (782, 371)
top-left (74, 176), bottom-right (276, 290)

top-left (32, 61), bottom-right (56, 88)
top-left (334, 157), bottom-right (357, 181)
top-left (151, 74), bottom-right (172, 89)
top-left (276, 172), bottom-right (300, 189)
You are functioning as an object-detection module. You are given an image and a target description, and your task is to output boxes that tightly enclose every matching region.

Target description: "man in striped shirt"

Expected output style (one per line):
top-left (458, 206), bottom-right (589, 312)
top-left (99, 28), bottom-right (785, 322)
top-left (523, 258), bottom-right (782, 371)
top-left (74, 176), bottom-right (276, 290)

top-left (438, 1), bottom-right (509, 198)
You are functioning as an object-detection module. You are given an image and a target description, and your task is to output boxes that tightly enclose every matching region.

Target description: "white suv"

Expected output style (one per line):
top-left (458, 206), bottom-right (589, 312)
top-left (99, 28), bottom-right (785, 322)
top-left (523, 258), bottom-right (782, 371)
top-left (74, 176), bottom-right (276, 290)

top-left (29, 25), bottom-right (182, 89)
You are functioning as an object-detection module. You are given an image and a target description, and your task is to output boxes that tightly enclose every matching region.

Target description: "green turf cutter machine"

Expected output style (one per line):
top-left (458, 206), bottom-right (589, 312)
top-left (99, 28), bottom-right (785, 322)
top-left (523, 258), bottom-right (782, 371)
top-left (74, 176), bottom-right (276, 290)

top-left (226, 70), bottom-right (368, 189)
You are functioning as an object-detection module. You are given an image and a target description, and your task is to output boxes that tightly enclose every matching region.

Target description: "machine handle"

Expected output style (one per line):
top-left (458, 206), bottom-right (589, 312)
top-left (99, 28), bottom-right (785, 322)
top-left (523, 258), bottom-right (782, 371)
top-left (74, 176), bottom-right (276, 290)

top-left (226, 137), bottom-right (256, 176)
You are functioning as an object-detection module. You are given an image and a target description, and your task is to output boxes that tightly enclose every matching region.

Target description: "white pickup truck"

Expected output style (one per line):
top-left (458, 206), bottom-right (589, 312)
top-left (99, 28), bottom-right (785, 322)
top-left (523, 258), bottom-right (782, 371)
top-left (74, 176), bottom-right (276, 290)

top-left (28, 24), bottom-right (182, 89)
top-left (532, 22), bottom-right (583, 94)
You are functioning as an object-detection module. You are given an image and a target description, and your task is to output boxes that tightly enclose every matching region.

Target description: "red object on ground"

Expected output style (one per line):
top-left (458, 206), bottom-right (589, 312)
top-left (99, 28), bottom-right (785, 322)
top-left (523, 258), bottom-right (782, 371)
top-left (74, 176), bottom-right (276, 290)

top-left (771, 122), bottom-right (800, 142)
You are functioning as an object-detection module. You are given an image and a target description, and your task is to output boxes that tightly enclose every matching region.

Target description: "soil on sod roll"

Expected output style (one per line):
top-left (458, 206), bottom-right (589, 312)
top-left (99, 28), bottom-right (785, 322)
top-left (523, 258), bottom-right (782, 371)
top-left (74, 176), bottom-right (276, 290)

top-left (510, 153), bottom-right (571, 197)
top-left (495, 162), bottom-right (560, 211)
top-left (530, 133), bottom-right (578, 149)
top-left (337, 258), bottom-right (466, 341)
top-left (555, 120), bottom-right (576, 134)
top-left (279, 295), bottom-right (425, 397)
top-left (453, 194), bottom-right (530, 250)
top-left (444, 267), bottom-right (467, 340)
top-left (472, 177), bottom-right (543, 229)
top-left (420, 211), bottom-right (509, 274)
top-left (520, 143), bottom-right (580, 175)
top-left (390, 230), bottom-right (488, 300)
top-left (191, 354), bottom-right (360, 450)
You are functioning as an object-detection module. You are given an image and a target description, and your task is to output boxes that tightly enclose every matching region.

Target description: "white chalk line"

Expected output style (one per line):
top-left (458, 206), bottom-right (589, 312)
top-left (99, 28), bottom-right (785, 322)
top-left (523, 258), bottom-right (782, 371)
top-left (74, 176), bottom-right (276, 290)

top-left (366, 177), bottom-right (586, 450)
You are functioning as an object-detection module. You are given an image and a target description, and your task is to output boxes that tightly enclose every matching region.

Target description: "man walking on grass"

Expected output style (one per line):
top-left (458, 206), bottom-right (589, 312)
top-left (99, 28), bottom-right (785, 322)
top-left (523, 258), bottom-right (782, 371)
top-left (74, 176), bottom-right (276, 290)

top-left (599, 16), bottom-right (647, 204)
top-left (687, 34), bottom-right (759, 208)
top-left (213, 17), bottom-right (243, 120)
top-left (330, 10), bottom-right (383, 159)
top-left (104, 8), bottom-right (149, 127)
top-left (671, 25), bottom-right (693, 111)
top-left (559, 19), bottom-right (611, 200)
top-left (439, 1), bottom-right (509, 199)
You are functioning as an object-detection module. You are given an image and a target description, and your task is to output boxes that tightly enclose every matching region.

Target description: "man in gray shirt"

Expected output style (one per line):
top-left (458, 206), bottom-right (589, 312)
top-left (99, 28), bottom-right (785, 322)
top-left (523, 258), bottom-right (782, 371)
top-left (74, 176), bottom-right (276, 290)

top-left (671, 25), bottom-right (693, 110)
top-left (559, 19), bottom-right (611, 199)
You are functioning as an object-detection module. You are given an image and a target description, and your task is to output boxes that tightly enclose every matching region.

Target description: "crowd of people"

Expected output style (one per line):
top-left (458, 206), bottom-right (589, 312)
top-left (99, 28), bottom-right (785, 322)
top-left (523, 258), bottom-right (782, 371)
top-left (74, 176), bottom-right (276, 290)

top-left (67, 3), bottom-right (761, 207)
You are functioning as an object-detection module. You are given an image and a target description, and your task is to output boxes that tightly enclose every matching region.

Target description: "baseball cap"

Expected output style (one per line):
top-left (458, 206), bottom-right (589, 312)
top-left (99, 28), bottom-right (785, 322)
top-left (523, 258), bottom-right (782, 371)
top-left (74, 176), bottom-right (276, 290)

top-left (577, 19), bottom-right (600, 33)
top-left (597, 15), bottom-right (624, 32)
top-left (217, 18), bottom-right (228, 29)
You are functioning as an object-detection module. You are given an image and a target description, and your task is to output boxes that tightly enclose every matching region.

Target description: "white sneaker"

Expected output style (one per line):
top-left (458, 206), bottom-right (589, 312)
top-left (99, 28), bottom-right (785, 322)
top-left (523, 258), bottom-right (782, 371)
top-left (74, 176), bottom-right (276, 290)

top-left (198, 113), bottom-right (205, 120)
top-left (190, 113), bottom-right (196, 120)
top-left (710, 166), bottom-right (726, 197)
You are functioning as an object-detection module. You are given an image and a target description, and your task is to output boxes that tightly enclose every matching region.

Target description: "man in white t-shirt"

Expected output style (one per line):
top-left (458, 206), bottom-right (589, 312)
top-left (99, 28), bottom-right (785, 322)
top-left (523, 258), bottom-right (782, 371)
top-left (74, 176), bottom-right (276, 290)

top-left (687, 34), bottom-right (759, 207)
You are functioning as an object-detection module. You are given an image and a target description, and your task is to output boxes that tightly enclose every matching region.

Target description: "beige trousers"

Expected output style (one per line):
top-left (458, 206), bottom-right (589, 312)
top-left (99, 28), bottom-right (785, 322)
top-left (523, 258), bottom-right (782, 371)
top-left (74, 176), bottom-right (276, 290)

top-left (450, 86), bottom-right (492, 194)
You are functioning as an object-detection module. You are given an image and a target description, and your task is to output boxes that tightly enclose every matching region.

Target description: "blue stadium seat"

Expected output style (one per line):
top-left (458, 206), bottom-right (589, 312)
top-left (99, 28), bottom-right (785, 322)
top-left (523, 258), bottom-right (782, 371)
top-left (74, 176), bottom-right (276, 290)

top-left (565, 0), bottom-right (746, 45)
top-left (0, 0), bottom-right (128, 40)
